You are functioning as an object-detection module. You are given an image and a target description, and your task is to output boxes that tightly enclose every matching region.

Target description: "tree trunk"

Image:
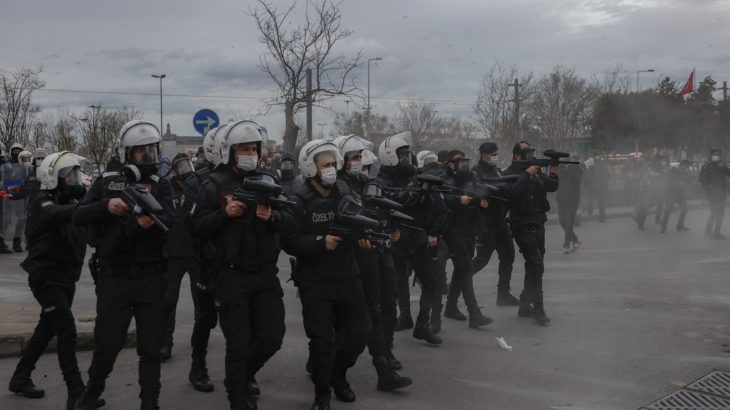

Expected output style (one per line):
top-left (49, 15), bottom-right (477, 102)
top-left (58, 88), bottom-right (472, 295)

top-left (283, 102), bottom-right (300, 153)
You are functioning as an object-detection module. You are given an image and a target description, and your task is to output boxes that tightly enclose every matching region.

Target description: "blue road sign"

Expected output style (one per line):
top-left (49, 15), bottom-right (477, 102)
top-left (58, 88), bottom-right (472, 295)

top-left (193, 109), bottom-right (220, 136)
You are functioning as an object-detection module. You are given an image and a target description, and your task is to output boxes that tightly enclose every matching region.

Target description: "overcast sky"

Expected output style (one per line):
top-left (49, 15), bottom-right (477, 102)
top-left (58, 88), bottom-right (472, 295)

top-left (2, 0), bottom-right (729, 141)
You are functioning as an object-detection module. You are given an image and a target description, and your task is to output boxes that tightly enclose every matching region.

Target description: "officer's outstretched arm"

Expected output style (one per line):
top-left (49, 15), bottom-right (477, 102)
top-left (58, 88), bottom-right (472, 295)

top-left (187, 179), bottom-right (228, 238)
top-left (280, 196), bottom-right (326, 257)
top-left (72, 178), bottom-right (107, 225)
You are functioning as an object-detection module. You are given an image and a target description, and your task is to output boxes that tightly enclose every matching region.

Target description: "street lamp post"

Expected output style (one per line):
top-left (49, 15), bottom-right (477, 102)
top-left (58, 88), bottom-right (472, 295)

top-left (636, 69), bottom-right (655, 93)
top-left (318, 123), bottom-right (327, 139)
top-left (151, 74), bottom-right (166, 133)
top-left (366, 57), bottom-right (382, 137)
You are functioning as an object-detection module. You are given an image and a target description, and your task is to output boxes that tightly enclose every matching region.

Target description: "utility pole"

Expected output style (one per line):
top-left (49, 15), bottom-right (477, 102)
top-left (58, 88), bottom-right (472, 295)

top-left (151, 74), bottom-right (166, 133)
top-left (718, 81), bottom-right (729, 103)
top-left (508, 79), bottom-right (521, 139)
top-left (306, 68), bottom-right (313, 141)
top-left (318, 123), bottom-right (327, 139)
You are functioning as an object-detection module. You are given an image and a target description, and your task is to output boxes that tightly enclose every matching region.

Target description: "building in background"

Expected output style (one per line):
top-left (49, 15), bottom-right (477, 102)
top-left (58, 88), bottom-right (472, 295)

top-left (161, 124), bottom-right (203, 159)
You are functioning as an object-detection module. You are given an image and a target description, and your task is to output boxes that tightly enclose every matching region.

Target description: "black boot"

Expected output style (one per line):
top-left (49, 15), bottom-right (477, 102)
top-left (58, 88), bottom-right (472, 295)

top-left (140, 399), bottom-right (160, 410)
top-left (430, 304), bottom-right (442, 334)
top-left (331, 367), bottom-right (356, 403)
top-left (160, 344), bottom-right (172, 362)
top-left (247, 376), bottom-right (260, 396)
top-left (394, 313), bottom-right (414, 331)
top-left (468, 309), bottom-right (493, 329)
top-left (65, 374), bottom-right (85, 410)
top-left (311, 393), bottom-right (331, 410)
top-left (12, 237), bottom-right (22, 252)
top-left (496, 287), bottom-right (520, 306)
top-left (374, 356), bottom-right (412, 391)
top-left (385, 350), bottom-right (402, 370)
top-left (9, 370), bottom-right (45, 399)
top-left (517, 292), bottom-right (533, 318)
top-left (443, 303), bottom-right (467, 321)
top-left (189, 364), bottom-right (214, 393)
top-left (532, 291), bottom-right (551, 326)
top-left (73, 386), bottom-right (102, 410)
top-left (413, 313), bottom-right (443, 345)
top-left (0, 237), bottom-right (11, 254)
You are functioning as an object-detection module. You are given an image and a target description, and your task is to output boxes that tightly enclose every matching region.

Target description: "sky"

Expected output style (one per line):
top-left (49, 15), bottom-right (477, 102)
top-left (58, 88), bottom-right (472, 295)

top-left (1, 0), bottom-right (729, 141)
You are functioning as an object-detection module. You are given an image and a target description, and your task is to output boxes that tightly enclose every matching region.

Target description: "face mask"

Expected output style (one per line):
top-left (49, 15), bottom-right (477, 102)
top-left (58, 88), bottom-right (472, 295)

top-left (487, 155), bottom-right (499, 166)
top-left (236, 154), bottom-right (258, 172)
top-left (281, 169), bottom-right (294, 179)
top-left (319, 166), bottom-right (337, 187)
top-left (397, 158), bottom-right (416, 176)
top-left (349, 161), bottom-right (363, 173)
top-left (712, 155), bottom-right (721, 162)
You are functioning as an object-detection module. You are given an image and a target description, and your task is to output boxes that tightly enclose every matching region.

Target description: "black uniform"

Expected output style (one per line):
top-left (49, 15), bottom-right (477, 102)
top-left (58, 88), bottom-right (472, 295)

top-left (470, 160), bottom-right (517, 301)
top-left (281, 178), bottom-right (373, 402)
top-left (556, 164), bottom-right (583, 248)
top-left (161, 171), bottom-right (203, 356)
top-left (73, 170), bottom-right (173, 407)
top-left (504, 163), bottom-right (559, 323)
top-left (660, 166), bottom-right (691, 231)
top-left (10, 189), bottom-right (87, 401)
top-left (420, 161), bottom-right (451, 319)
top-left (188, 165), bottom-right (293, 408)
top-left (699, 160), bottom-right (730, 237)
top-left (585, 159), bottom-right (609, 222)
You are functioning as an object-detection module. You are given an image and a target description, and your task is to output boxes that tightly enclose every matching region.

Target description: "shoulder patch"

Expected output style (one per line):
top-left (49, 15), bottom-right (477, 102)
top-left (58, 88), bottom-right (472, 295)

top-left (40, 201), bottom-right (53, 208)
top-left (102, 171), bottom-right (119, 178)
top-left (149, 175), bottom-right (160, 182)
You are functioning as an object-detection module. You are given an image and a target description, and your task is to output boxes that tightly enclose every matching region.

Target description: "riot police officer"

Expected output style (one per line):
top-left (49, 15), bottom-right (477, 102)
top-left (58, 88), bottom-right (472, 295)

top-left (281, 140), bottom-right (373, 410)
top-left (334, 134), bottom-right (412, 392)
top-left (73, 120), bottom-right (173, 410)
top-left (8, 151), bottom-right (105, 410)
top-left (504, 142), bottom-right (559, 326)
top-left (188, 120), bottom-right (293, 410)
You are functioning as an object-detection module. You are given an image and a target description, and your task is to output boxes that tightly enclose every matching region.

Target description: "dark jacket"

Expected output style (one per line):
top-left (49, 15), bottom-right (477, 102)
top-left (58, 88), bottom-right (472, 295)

top-left (73, 171), bottom-right (173, 272)
top-left (166, 173), bottom-right (201, 259)
top-left (187, 165), bottom-right (295, 276)
top-left (699, 162), bottom-right (730, 199)
top-left (441, 169), bottom-right (481, 236)
top-left (472, 160), bottom-right (510, 226)
top-left (504, 163), bottom-right (559, 228)
top-left (281, 178), bottom-right (360, 283)
top-left (556, 164), bottom-right (583, 205)
top-left (21, 191), bottom-right (88, 283)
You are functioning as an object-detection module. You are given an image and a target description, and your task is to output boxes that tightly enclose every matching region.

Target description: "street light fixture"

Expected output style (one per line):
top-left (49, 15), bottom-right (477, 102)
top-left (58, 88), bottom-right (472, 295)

top-left (366, 57), bottom-right (383, 137)
top-left (151, 74), bottom-right (166, 134)
top-left (636, 69), bottom-right (655, 93)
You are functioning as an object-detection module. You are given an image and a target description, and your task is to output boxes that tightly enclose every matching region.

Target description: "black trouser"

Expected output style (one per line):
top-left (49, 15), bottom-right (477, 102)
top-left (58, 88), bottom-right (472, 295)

top-left (392, 233), bottom-right (440, 321)
top-left (377, 251), bottom-right (398, 352)
top-left (87, 271), bottom-right (166, 401)
top-left (558, 202), bottom-right (579, 247)
top-left (393, 249), bottom-right (412, 317)
top-left (215, 269), bottom-right (285, 406)
top-left (433, 240), bottom-right (449, 295)
top-left (634, 191), bottom-right (653, 228)
top-left (706, 194), bottom-right (726, 235)
top-left (190, 268), bottom-right (217, 368)
top-left (653, 193), bottom-right (665, 224)
top-left (299, 277), bottom-right (372, 396)
top-left (445, 233), bottom-right (479, 313)
top-left (163, 256), bottom-right (199, 349)
top-left (587, 188), bottom-right (606, 221)
top-left (511, 224), bottom-right (546, 308)
top-left (356, 250), bottom-right (388, 360)
top-left (472, 222), bottom-right (515, 294)
top-left (661, 193), bottom-right (688, 229)
top-left (14, 278), bottom-right (81, 387)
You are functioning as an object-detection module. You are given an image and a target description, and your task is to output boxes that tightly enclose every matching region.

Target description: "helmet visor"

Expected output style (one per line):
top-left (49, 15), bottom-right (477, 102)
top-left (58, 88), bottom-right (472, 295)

top-left (129, 144), bottom-right (160, 166)
top-left (59, 166), bottom-right (84, 187)
top-left (173, 159), bottom-right (194, 177)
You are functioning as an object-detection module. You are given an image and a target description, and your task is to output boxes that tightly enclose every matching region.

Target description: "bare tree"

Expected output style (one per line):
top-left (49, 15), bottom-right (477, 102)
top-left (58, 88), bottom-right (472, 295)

top-left (528, 66), bottom-right (598, 149)
top-left (0, 67), bottom-right (44, 148)
top-left (250, 0), bottom-right (363, 152)
top-left (593, 62), bottom-right (631, 94)
top-left (77, 106), bottom-right (140, 173)
top-left (473, 62), bottom-right (533, 147)
top-left (397, 101), bottom-right (440, 145)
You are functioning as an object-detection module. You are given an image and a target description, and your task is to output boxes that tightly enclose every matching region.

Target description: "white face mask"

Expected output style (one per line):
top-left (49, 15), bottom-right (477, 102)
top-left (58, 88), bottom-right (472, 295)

top-left (349, 161), bottom-right (363, 173)
top-left (487, 155), bottom-right (499, 165)
top-left (319, 166), bottom-right (337, 186)
top-left (712, 155), bottom-right (721, 162)
top-left (236, 154), bottom-right (258, 172)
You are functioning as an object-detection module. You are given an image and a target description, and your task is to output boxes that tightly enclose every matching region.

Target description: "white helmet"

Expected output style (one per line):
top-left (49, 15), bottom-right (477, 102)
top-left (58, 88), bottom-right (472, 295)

top-left (378, 131), bottom-right (411, 167)
top-left (299, 139), bottom-right (344, 178)
top-left (18, 150), bottom-right (32, 163)
top-left (32, 148), bottom-right (49, 160)
top-left (38, 151), bottom-right (83, 190)
top-left (117, 120), bottom-right (161, 165)
top-left (10, 142), bottom-right (24, 152)
top-left (416, 150), bottom-right (438, 168)
top-left (218, 120), bottom-right (267, 165)
top-left (202, 127), bottom-right (218, 163)
top-left (211, 123), bottom-right (231, 166)
top-left (333, 134), bottom-right (368, 160)
top-left (362, 149), bottom-right (376, 167)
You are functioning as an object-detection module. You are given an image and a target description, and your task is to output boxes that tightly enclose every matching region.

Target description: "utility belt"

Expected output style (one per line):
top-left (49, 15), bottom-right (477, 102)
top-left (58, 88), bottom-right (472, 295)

top-left (101, 263), bottom-right (163, 278)
top-left (224, 261), bottom-right (264, 274)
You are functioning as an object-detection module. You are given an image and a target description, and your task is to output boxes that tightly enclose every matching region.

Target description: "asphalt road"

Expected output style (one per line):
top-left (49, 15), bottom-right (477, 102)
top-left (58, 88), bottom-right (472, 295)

top-left (2, 207), bottom-right (730, 410)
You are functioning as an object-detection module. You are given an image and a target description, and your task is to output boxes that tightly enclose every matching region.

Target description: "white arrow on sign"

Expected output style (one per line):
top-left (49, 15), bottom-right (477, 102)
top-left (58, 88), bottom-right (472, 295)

top-left (195, 116), bottom-right (216, 133)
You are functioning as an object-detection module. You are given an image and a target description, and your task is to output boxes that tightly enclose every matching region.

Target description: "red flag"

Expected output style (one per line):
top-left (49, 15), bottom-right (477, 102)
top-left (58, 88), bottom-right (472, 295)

top-left (678, 68), bottom-right (695, 98)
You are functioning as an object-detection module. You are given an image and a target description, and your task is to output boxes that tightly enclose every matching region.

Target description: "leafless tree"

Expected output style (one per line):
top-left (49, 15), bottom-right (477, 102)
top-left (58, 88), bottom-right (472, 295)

top-left (473, 62), bottom-right (533, 148)
top-left (77, 106), bottom-right (140, 173)
top-left (397, 101), bottom-right (440, 145)
top-left (528, 66), bottom-right (599, 149)
top-left (249, 0), bottom-right (363, 152)
top-left (0, 67), bottom-right (44, 148)
top-left (593, 62), bottom-right (631, 94)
